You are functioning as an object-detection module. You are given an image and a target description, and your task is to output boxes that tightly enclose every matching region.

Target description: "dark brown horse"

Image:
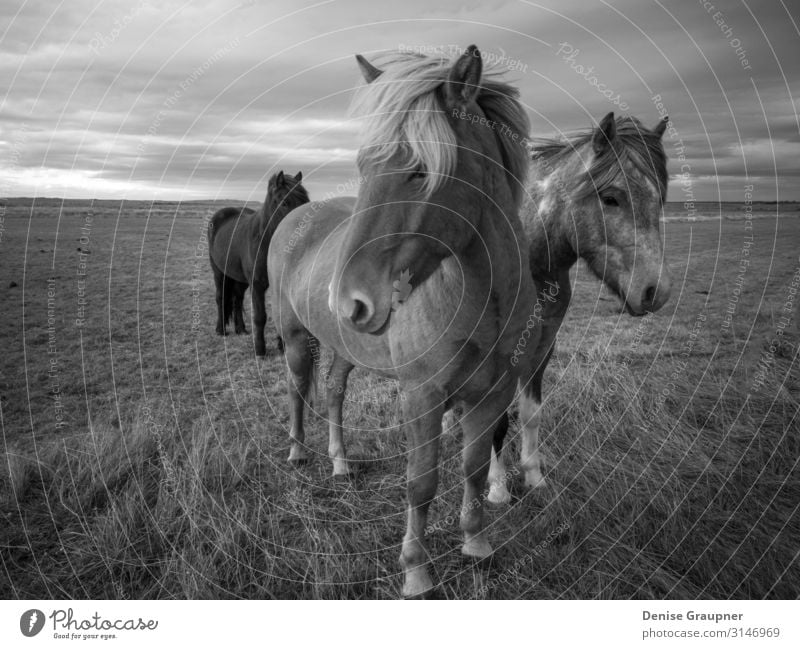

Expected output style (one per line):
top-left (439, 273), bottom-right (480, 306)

top-left (208, 171), bottom-right (308, 355)
top-left (269, 46), bottom-right (535, 597)
top-left (482, 112), bottom-right (673, 504)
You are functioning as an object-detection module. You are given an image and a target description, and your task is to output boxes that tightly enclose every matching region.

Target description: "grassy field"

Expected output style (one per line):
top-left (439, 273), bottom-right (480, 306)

top-left (1, 197), bottom-right (798, 599)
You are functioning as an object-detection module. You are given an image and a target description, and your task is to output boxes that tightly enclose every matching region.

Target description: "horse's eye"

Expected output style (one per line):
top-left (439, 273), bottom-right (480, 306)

top-left (602, 195), bottom-right (619, 207)
top-left (409, 167), bottom-right (426, 181)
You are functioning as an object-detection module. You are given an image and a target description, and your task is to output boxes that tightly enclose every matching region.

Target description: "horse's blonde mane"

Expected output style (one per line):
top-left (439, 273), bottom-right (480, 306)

top-left (530, 116), bottom-right (668, 201)
top-left (349, 50), bottom-right (530, 202)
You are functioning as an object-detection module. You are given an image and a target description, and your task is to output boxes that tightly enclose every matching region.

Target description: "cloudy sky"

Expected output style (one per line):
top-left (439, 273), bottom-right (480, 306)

top-left (1, 0), bottom-right (797, 202)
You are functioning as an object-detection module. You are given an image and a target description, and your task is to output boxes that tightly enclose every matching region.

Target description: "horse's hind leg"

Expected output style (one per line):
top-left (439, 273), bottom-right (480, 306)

top-left (212, 265), bottom-right (227, 335)
top-left (399, 388), bottom-right (445, 598)
top-left (325, 353), bottom-right (355, 477)
top-left (457, 392), bottom-right (512, 559)
top-left (233, 281), bottom-right (248, 334)
top-left (284, 329), bottom-right (316, 464)
top-left (251, 282), bottom-right (268, 356)
top-left (486, 412), bottom-right (512, 504)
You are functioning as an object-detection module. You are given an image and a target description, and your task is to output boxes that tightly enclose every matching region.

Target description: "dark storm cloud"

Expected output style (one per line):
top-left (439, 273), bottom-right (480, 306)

top-left (1, 0), bottom-right (797, 200)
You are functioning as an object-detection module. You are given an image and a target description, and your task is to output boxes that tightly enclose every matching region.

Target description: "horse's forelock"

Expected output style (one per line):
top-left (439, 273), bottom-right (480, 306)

top-left (349, 50), bottom-right (529, 202)
top-left (531, 116), bottom-right (668, 202)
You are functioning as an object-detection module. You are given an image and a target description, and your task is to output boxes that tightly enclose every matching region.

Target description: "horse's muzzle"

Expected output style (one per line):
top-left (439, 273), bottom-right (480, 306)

top-left (337, 289), bottom-right (376, 331)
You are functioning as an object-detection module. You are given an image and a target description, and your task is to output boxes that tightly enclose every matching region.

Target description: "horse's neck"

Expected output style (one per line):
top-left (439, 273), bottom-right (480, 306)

top-left (526, 170), bottom-right (579, 285)
top-left (467, 186), bottom-right (535, 324)
top-left (254, 196), bottom-right (281, 237)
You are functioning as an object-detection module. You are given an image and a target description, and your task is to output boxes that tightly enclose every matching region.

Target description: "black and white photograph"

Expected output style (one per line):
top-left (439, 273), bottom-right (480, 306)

top-left (1, 0), bottom-right (798, 638)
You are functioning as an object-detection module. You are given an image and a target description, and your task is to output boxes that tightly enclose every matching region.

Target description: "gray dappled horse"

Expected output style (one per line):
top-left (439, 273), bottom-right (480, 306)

top-left (483, 112), bottom-right (672, 504)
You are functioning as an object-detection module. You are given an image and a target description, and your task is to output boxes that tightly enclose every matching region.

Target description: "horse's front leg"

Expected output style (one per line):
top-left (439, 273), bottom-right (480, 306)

top-left (284, 329), bottom-right (315, 465)
top-left (516, 342), bottom-right (554, 490)
top-left (519, 374), bottom-right (546, 489)
top-left (458, 390), bottom-right (513, 558)
top-left (443, 406), bottom-right (513, 505)
top-left (487, 333), bottom-right (554, 500)
top-left (233, 283), bottom-right (248, 334)
top-left (251, 282), bottom-right (267, 356)
top-left (515, 278), bottom-right (568, 490)
top-left (399, 388), bottom-right (445, 598)
top-left (326, 354), bottom-right (355, 477)
top-left (486, 412), bottom-right (512, 504)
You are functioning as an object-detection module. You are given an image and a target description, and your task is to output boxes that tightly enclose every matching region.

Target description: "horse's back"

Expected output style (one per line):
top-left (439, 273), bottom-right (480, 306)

top-left (270, 196), bottom-right (355, 288)
top-left (270, 197), bottom-right (356, 256)
top-left (270, 197), bottom-right (354, 284)
top-left (208, 206), bottom-right (256, 282)
top-left (209, 205), bottom-right (254, 238)
top-left (268, 197), bottom-right (364, 346)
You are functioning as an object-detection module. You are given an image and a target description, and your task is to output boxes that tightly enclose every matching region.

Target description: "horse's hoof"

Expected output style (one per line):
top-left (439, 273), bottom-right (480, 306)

top-left (462, 535), bottom-right (493, 560)
top-left (403, 588), bottom-right (440, 600)
top-left (331, 458), bottom-right (355, 478)
top-left (331, 473), bottom-right (353, 486)
top-left (288, 445), bottom-right (310, 465)
top-left (487, 483), bottom-right (512, 505)
top-left (524, 468), bottom-right (546, 489)
top-left (402, 570), bottom-right (435, 599)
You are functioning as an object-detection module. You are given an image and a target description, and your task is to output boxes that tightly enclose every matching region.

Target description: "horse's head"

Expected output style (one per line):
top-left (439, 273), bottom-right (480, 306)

top-left (581, 113), bottom-right (671, 315)
top-left (267, 170), bottom-right (309, 218)
top-left (330, 46), bottom-right (529, 333)
top-left (537, 112), bottom-right (672, 315)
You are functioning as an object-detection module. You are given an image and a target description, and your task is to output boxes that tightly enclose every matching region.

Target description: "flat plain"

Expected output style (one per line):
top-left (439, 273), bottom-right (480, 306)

top-left (1, 198), bottom-right (798, 598)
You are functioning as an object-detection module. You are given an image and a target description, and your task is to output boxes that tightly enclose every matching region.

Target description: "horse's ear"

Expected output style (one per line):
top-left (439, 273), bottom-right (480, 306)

top-left (592, 112), bottom-right (616, 155)
top-left (653, 116), bottom-right (668, 139)
top-left (276, 170), bottom-right (285, 186)
top-left (444, 44), bottom-right (482, 112)
top-left (295, 171), bottom-right (302, 182)
top-left (355, 54), bottom-right (383, 83)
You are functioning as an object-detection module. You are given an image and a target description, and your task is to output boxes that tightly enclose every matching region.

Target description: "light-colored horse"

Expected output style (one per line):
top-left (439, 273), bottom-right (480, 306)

top-left (269, 46), bottom-right (537, 597)
top-left (483, 112), bottom-right (673, 504)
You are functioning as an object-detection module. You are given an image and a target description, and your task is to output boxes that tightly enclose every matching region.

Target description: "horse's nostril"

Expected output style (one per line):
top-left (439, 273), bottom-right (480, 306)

top-left (643, 285), bottom-right (657, 309)
top-left (351, 299), bottom-right (366, 323)
top-left (350, 297), bottom-right (373, 326)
